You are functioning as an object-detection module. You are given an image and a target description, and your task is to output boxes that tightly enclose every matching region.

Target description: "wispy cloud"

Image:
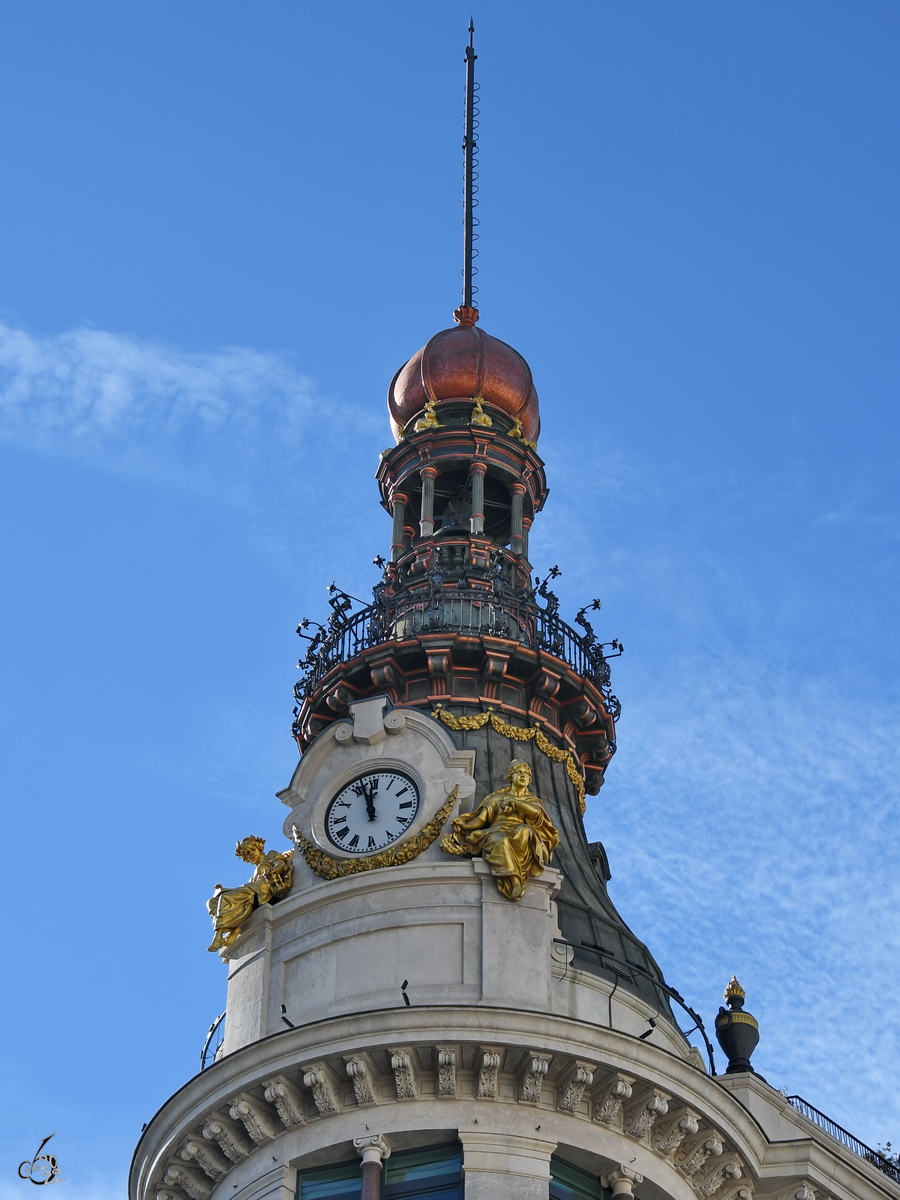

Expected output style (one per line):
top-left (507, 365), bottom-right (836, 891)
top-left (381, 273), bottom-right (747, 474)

top-left (0, 320), bottom-right (360, 492)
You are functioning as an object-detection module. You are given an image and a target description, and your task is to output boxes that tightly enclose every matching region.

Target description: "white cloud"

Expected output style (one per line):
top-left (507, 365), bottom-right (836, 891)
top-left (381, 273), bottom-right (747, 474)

top-left (0, 320), bottom-right (329, 490)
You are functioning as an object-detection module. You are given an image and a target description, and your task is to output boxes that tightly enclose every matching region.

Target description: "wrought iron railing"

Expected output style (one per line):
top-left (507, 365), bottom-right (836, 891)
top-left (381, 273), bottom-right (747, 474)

top-left (786, 1096), bottom-right (900, 1184)
top-left (200, 1011), bottom-right (226, 1070)
top-left (293, 571), bottom-right (622, 720)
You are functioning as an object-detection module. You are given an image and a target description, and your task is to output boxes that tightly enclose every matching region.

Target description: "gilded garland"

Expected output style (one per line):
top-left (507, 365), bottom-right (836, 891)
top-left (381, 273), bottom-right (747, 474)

top-left (292, 787), bottom-right (459, 880)
top-left (431, 704), bottom-right (587, 814)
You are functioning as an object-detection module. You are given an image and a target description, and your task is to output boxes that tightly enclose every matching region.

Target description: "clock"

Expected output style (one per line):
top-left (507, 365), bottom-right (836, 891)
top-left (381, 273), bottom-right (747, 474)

top-left (324, 769), bottom-right (422, 855)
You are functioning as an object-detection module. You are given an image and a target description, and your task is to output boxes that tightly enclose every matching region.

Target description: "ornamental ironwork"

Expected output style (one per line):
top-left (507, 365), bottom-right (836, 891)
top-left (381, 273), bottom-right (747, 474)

top-left (293, 567), bottom-right (622, 723)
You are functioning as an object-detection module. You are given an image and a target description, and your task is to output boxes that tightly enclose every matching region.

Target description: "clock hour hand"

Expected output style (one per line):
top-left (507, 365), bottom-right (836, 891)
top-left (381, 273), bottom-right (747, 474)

top-left (364, 778), bottom-right (378, 823)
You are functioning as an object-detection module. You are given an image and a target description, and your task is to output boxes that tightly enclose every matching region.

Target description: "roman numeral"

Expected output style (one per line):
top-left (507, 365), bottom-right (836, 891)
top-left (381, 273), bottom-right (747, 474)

top-left (395, 787), bottom-right (410, 797)
top-left (335, 800), bottom-right (351, 808)
top-left (335, 827), bottom-right (349, 839)
top-left (349, 834), bottom-right (359, 848)
top-left (368, 836), bottom-right (376, 849)
top-left (398, 800), bottom-right (413, 809)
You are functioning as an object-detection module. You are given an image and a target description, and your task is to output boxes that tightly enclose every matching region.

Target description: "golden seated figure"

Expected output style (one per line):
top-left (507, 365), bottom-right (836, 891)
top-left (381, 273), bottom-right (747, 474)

top-left (442, 759), bottom-right (559, 900)
top-left (206, 835), bottom-right (293, 952)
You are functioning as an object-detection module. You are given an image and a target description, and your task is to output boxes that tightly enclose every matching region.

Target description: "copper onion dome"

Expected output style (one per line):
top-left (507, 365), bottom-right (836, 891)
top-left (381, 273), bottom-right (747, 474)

top-left (387, 306), bottom-right (541, 444)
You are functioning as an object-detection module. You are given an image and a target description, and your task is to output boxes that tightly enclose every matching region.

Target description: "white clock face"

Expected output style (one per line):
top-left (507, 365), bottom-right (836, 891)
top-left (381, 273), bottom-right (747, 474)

top-left (325, 770), bottom-right (421, 854)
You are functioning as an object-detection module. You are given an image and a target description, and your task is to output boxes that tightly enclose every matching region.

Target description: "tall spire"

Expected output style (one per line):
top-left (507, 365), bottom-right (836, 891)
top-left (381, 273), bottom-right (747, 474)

top-left (462, 19), bottom-right (479, 311)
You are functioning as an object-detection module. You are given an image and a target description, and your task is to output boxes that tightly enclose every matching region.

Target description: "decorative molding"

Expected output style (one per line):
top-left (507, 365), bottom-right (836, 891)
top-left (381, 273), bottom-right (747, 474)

top-left (593, 1073), bottom-right (635, 1126)
top-left (228, 1093), bottom-right (279, 1145)
top-left (654, 1107), bottom-right (701, 1158)
top-left (200, 1115), bottom-right (251, 1163)
top-left (625, 1087), bottom-right (670, 1140)
top-left (780, 1185), bottom-right (816, 1200)
top-left (697, 1157), bottom-right (742, 1198)
top-left (388, 1047), bottom-right (418, 1100)
top-left (162, 1164), bottom-right (212, 1200)
top-left (477, 1047), bottom-right (503, 1099)
top-left (557, 1060), bottom-right (596, 1114)
top-left (518, 1051), bottom-right (551, 1106)
top-left (291, 789), bottom-right (457, 880)
top-left (679, 1131), bottom-right (725, 1177)
top-left (263, 1075), bottom-right (307, 1129)
top-left (302, 1064), bottom-right (341, 1116)
top-left (344, 1055), bottom-right (378, 1107)
top-left (178, 1138), bottom-right (229, 1181)
top-left (436, 1045), bottom-right (458, 1098)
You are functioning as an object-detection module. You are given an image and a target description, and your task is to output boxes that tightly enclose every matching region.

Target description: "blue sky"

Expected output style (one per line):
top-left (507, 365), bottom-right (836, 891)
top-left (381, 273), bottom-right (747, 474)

top-left (1, 2), bottom-right (899, 1195)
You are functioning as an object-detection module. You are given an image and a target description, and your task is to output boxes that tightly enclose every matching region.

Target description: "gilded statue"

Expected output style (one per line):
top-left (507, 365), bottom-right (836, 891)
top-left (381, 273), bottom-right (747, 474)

top-left (441, 759), bottom-right (559, 900)
top-left (206, 836), bottom-right (294, 952)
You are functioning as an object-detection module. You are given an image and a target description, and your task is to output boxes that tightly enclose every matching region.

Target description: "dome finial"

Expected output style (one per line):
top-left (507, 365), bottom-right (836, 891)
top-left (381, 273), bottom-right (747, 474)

top-left (454, 305), bottom-right (479, 327)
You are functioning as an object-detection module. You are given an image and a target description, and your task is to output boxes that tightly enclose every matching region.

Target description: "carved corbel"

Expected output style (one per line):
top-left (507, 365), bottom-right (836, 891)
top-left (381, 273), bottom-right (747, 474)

top-left (653, 1107), bottom-right (701, 1158)
top-left (720, 1186), bottom-right (753, 1200)
top-left (370, 662), bottom-right (399, 694)
top-left (325, 685), bottom-right (351, 713)
top-left (200, 1114), bottom-right (252, 1162)
top-left (697, 1157), bottom-right (743, 1198)
top-left (476, 1046), bottom-right (503, 1099)
top-left (625, 1087), bottom-right (670, 1140)
top-left (780, 1184), bottom-right (816, 1200)
top-left (435, 1045), bottom-right (458, 1098)
top-left (302, 1063), bottom-right (341, 1115)
top-left (387, 1047), bottom-right (417, 1100)
top-left (592, 1072), bottom-right (635, 1125)
top-left (678, 1131), bottom-right (725, 1178)
top-left (343, 1054), bottom-right (379, 1107)
top-left (178, 1137), bottom-right (229, 1182)
top-left (263, 1075), bottom-right (307, 1129)
top-left (481, 650), bottom-right (510, 700)
top-left (602, 1166), bottom-right (644, 1198)
top-left (531, 670), bottom-right (561, 700)
top-left (518, 1051), bottom-right (551, 1106)
top-left (162, 1163), bottom-right (212, 1200)
top-left (228, 1092), bottom-right (280, 1145)
top-left (425, 651), bottom-right (450, 694)
top-left (556, 1060), bottom-right (596, 1113)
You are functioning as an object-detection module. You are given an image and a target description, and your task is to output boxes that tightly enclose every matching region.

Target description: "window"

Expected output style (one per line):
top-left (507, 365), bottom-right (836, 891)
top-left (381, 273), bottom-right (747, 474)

top-left (298, 1161), bottom-right (360, 1199)
top-left (297, 1145), bottom-right (462, 1200)
top-left (385, 1145), bottom-right (462, 1199)
top-left (550, 1158), bottom-right (610, 1200)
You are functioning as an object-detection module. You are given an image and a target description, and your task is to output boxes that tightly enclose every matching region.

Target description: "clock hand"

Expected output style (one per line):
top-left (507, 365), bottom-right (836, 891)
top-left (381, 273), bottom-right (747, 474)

top-left (364, 778), bottom-right (378, 823)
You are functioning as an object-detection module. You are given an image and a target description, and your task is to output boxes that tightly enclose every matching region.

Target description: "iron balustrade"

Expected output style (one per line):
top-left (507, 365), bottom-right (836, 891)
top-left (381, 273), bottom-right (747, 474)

top-left (786, 1096), bottom-right (900, 1184)
top-left (294, 586), bottom-right (621, 719)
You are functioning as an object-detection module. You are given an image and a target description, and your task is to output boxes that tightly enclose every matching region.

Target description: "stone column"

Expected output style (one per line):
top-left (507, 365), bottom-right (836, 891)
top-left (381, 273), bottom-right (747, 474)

top-left (469, 462), bottom-right (487, 535)
top-left (458, 1129), bottom-right (556, 1200)
top-left (602, 1166), bottom-right (644, 1199)
top-left (390, 491), bottom-right (408, 562)
top-left (522, 514), bottom-right (532, 561)
top-left (354, 1134), bottom-right (391, 1200)
top-left (509, 482), bottom-right (526, 554)
top-left (419, 466), bottom-right (438, 537)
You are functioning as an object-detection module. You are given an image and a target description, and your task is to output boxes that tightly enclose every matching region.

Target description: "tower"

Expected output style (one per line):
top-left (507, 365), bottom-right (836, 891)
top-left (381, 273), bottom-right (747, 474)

top-left (132, 28), bottom-right (900, 1200)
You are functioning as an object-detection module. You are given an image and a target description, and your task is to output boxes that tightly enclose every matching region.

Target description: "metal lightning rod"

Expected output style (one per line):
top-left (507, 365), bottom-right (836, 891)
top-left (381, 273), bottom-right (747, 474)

top-left (462, 19), bottom-right (479, 309)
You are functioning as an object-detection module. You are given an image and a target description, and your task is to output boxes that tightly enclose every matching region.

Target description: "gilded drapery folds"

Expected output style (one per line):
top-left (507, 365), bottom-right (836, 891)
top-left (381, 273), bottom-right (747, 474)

top-left (441, 759), bottom-right (559, 900)
top-left (206, 836), bottom-right (293, 952)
